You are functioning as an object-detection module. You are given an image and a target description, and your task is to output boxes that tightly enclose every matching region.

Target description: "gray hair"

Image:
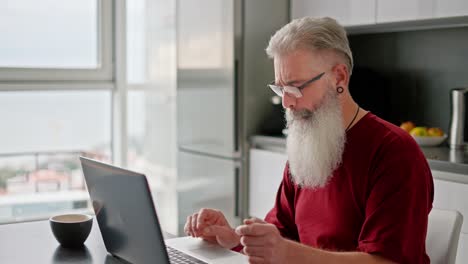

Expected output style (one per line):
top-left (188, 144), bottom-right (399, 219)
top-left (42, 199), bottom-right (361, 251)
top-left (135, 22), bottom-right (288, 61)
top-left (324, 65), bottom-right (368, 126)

top-left (266, 17), bottom-right (353, 74)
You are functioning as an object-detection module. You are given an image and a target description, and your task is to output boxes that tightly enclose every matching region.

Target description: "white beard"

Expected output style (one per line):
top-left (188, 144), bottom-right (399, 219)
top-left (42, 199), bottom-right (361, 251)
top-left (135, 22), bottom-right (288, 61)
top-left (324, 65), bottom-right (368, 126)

top-left (285, 89), bottom-right (346, 189)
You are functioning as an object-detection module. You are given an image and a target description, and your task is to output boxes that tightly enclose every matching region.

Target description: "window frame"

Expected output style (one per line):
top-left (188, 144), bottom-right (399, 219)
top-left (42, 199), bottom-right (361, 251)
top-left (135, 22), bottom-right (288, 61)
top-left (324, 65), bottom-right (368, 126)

top-left (0, 0), bottom-right (113, 82)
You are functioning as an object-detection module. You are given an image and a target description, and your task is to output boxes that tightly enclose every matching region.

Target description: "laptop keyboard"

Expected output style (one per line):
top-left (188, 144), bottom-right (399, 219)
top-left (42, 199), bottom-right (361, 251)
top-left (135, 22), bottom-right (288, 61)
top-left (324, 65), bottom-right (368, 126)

top-left (167, 246), bottom-right (208, 264)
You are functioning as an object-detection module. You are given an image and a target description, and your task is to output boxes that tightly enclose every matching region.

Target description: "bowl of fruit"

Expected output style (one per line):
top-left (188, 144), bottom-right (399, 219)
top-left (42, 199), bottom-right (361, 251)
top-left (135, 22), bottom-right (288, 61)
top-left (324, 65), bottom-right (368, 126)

top-left (400, 121), bottom-right (447, 147)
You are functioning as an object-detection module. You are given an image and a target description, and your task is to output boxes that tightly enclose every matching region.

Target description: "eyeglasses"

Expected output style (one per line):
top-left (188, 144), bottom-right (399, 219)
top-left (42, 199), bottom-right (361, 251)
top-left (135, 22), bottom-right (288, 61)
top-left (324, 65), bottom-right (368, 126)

top-left (268, 72), bottom-right (325, 98)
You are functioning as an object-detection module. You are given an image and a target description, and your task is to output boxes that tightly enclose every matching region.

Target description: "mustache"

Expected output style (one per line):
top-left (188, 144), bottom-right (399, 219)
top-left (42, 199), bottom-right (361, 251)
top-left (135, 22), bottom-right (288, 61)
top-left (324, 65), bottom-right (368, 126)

top-left (285, 109), bottom-right (313, 125)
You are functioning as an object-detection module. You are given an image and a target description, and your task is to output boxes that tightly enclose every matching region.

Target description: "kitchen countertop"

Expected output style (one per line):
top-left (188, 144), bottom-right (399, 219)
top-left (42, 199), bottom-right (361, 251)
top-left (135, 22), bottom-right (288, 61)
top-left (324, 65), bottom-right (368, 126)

top-left (251, 135), bottom-right (468, 176)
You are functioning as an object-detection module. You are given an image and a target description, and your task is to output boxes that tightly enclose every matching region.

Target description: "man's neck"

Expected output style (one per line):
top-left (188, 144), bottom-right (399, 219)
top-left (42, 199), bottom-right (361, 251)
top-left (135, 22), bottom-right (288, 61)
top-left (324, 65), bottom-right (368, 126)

top-left (341, 98), bottom-right (367, 131)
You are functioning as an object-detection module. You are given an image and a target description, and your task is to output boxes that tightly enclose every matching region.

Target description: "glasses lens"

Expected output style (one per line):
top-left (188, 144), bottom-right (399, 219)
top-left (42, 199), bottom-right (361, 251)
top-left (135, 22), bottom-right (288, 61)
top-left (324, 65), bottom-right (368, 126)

top-left (268, 85), bottom-right (284, 97)
top-left (283, 86), bottom-right (302, 98)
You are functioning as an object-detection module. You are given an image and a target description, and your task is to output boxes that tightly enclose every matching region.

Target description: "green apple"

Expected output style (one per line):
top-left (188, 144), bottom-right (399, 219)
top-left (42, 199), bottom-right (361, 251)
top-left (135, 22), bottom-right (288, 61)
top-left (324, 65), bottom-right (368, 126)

top-left (410, 127), bottom-right (428, 137)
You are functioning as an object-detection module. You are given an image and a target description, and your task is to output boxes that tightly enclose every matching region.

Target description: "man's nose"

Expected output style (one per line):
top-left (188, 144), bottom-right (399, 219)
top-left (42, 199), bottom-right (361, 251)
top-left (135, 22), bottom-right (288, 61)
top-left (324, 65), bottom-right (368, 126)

top-left (282, 93), bottom-right (296, 109)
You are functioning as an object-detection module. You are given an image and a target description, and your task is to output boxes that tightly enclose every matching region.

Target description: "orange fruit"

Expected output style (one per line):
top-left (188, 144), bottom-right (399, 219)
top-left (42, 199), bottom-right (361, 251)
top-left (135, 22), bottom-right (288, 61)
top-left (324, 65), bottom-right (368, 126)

top-left (427, 127), bottom-right (444, 137)
top-left (400, 121), bottom-right (416, 133)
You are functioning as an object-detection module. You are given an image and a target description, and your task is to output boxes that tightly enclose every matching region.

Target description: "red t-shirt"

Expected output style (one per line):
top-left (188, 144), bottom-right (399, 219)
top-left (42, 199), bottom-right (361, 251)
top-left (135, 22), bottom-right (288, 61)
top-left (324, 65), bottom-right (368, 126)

top-left (265, 113), bottom-right (434, 264)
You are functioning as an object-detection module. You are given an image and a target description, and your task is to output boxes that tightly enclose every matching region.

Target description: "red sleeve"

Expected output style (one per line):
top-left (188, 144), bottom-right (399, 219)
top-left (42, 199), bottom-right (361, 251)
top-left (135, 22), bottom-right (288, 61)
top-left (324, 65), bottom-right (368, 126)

top-left (230, 245), bottom-right (243, 253)
top-left (357, 137), bottom-right (434, 264)
top-left (264, 163), bottom-right (300, 241)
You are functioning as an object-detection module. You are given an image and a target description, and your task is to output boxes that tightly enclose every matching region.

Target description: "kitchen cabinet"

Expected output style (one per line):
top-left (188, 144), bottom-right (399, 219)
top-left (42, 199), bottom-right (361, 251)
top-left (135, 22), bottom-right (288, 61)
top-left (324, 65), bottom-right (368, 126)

top-left (376, 0), bottom-right (432, 23)
top-left (291, 0), bottom-right (376, 26)
top-left (434, 0), bottom-right (468, 18)
top-left (377, 0), bottom-right (468, 23)
top-left (291, 0), bottom-right (468, 32)
top-left (248, 148), bottom-right (287, 219)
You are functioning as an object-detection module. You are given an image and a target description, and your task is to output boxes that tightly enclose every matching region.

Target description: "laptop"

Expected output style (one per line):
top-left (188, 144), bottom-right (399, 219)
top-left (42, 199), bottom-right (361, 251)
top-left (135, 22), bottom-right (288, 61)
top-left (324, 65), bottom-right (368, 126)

top-left (80, 157), bottom-right (247, 264)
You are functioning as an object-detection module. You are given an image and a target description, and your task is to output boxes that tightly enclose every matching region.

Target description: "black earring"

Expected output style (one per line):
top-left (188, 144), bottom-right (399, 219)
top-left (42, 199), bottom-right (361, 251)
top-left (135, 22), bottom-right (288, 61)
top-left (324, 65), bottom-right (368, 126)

top-left (336, 86), bottom-right (344, 94)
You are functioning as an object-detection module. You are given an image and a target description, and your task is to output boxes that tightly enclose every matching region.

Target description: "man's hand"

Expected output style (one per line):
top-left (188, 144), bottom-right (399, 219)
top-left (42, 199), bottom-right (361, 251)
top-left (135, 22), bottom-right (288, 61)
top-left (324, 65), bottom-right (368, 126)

top-left (184, 208), bottom-right (240, 249)
top-left (236, 218), bottom-right (396, 264)
top-left (235, 218), bottom-right (287, 264)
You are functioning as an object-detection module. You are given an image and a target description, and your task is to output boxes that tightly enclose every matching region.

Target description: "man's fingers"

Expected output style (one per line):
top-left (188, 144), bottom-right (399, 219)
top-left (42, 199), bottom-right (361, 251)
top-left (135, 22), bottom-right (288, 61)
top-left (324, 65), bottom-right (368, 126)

top-left (240, 235), bottom-right (265, 247)
top-left (235, 223), bottom-right (273, 236)
top-left (184, 217), bottom-right (190, 235)
top-left (243, 217), bottom-right (266, 225)
top-left (196, 212), bottom-right (209, 231)
top-left (246, 255), bottom-right (264, 264)
top-left (197, 209), bottom-right (223, 235)
top-left (198, 208), bottom-right (218, 220)
top-left (197, 208), bottom-right (221, 226)
top-left (186, 215), bottom-right (194, 236)
top-left (243, 245), bottom-right (266, 257)
top-left (191, 213), bottom-right (199, 236)
top-left (185, 208), bottom-right (226, 238)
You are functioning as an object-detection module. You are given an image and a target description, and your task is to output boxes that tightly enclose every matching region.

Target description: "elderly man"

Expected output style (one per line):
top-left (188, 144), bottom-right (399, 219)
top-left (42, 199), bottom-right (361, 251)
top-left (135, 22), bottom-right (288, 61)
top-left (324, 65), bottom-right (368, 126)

top-left (184, 17), bottom-right (433, 264)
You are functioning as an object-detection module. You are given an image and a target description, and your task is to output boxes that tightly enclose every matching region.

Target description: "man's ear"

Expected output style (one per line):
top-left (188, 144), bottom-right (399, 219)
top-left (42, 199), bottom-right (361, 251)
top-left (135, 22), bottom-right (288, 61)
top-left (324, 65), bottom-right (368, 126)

top-left (332, 63), bottom-right (349, 89)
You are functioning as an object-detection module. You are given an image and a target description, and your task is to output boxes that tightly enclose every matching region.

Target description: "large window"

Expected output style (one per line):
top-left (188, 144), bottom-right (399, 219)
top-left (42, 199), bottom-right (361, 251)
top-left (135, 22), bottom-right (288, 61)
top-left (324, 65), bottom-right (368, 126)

top-left (0, 0), bottom-right (114, 223)
top-left (0, 0), bottom-right (178, 231)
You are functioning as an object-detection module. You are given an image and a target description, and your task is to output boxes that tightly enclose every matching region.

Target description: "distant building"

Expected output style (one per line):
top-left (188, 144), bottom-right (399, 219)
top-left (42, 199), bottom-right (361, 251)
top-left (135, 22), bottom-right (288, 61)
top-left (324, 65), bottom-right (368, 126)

top-left (7, 169), bottom-right (69, 194)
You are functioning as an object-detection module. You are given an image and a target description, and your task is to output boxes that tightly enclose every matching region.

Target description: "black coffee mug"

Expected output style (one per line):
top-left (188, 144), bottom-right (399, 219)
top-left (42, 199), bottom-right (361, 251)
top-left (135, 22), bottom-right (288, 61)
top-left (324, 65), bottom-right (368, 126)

top-left (49, 214), bottom-right (93, 248)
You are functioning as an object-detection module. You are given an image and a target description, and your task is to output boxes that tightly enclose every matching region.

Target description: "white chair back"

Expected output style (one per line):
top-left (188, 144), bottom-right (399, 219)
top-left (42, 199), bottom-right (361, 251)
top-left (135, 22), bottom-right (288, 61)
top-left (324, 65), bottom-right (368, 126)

top-left (426, 208), bottom-right (463, 264)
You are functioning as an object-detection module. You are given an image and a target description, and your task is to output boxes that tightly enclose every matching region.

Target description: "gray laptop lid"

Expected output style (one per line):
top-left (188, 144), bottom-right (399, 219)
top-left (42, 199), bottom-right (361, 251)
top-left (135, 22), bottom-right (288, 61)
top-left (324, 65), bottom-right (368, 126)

top-left (80, 157), bottom-right (170, 264)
